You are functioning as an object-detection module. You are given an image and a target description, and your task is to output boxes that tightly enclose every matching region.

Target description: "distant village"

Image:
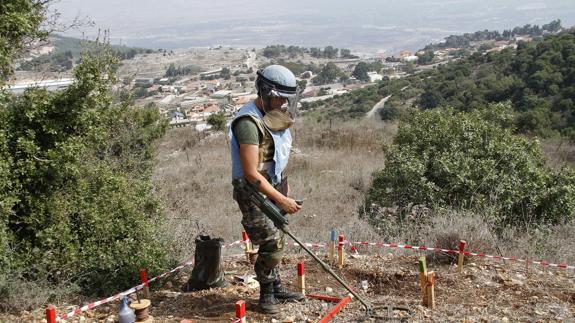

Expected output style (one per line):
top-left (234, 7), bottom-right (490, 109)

top-left (146, 34), bottom-right (529, 131)
top-left (7, 31), bottom-right (538, 132)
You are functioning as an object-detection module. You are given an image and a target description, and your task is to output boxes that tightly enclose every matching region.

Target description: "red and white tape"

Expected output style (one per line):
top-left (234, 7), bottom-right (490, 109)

top-left (57, 284), bottom-right (144, 321)
top-left (52, 238), bottom-right (574, 322)
top-left (55, 240), bottom-right (244, 322)
top-left (349, 241), bottom-right (575, 271)
top-left (288, 241), bottom-right (327, 248)
top-left (281, 239), bottom-right (574, 271)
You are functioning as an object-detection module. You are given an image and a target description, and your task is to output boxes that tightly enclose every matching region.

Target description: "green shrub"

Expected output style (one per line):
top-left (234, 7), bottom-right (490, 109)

top-left (378, 105), bottom-right (400, 121)
top-left (0, 46), bottom-right (169, 297)
top-left (363, 102), bottom-right (575, 227)
top-left (207, 112), bottom-right (227, 131)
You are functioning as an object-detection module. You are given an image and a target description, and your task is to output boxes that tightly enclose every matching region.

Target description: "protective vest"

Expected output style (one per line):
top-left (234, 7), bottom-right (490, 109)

top-left (229, 101), bottom-right (292, 185)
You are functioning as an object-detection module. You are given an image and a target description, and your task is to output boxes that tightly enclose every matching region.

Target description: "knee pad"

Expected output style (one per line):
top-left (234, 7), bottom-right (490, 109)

top-left (257, 240), bottom-right (284, 269)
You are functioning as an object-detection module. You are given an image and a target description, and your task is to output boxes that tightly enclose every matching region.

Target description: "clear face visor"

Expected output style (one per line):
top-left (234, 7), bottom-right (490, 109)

top-left (269, 88), bottom-right (300, 120)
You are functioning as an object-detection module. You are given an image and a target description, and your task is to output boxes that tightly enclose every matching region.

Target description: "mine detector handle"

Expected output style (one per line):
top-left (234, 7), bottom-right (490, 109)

top-left (232, 178), bottom-right (373, 315)
top-left (232, 179), bottom-right (303, 229)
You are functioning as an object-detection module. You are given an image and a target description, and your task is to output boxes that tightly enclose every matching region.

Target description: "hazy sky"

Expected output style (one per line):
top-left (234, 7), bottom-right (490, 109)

top-left (52, 0), bottom-right (575, 53)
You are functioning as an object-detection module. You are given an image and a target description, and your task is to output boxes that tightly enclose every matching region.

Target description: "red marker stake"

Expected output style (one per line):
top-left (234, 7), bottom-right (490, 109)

top-left (139, 268), bottom-right (150, 299)
top-left (338, 235), bottom-right (345, 267)
top-left (235, 300), bottom-right (246, 323)
top-left (318, 295), bottom-right (353, 323)
top-left (297, 262), bottom-right (306, 295)
top-left (457, 240), bottom-right (467, 273)
top-left (46, 307), bottom-right (57, 323)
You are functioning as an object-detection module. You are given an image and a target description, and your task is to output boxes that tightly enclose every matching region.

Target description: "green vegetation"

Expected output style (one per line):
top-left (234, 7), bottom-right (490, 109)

top-left (309, 29), bottom-right (575, 140)
top-left (423, 19), bottom-right (563, 51)
top-left (1, 1), bottom-right (169, 307)
top-left (220, 67), bottom-right (231, 80)
top-left (18, 34), bottom-right (154, 72)
top-left (417, 50), bottom-right (435, 65)
top-left (133, 86), bottom-right (157, 99)
top-left (363, 103), bottom-right (575, 228)
top-left (0, 0), bottom-right (47, 79)
top-left (19, 50), bottom-right (74, 72)
top-left (164, 63), bottom-right (204, 77)
top-left (312, 62), bottom-right (344, 85)
top-left (207, 112), bottom-right (227, 131)
top-left (378, 105), bottom-right (400, 121)
top-left (262, 44), bottom-right (357, 59)
top-left (418, 30), bottom-right (575, 138)
top-left (262, 60), bottom-right (321, 76)
top-left (352, 61), bottom-right (384, 82)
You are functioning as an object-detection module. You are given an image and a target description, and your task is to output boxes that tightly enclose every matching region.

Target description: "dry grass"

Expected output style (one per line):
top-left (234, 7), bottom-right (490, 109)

top-left (152, 118), bottom-right (395, 262)
top-left (153, 118), bottom-right (575, 270)
top-left (541, 137), bottom-right (575, 169)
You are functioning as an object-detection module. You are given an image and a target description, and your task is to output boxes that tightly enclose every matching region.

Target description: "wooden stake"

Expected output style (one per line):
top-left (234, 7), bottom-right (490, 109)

top-left (426, 271), bottom-right (436, 310)
top-left (139, 268), bottom-right (150, 299)
top-left (328, 229), bottom-right (336, 261)
top-left (457, 240), bottom-right (466, 273)
top-left (242, 231), bottom-right (251, 261)
top-left (418, 257), bottom-right (428, 306)
top-left (46, 307), bottom-right (56, 323)
top-left (297, 262), bottom-right (306, 295)
top-left (338, 234), bottom-right (345, 267)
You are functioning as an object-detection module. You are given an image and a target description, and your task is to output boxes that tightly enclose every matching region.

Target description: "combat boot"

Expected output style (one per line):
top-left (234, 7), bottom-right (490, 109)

top-left (259, 281), bottom-right (281, 314)
top-left (274, 274), bottom-right (305, 302)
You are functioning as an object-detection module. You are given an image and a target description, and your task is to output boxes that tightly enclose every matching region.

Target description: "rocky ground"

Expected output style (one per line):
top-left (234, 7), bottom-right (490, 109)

top-left (4, 245), bottom-right (575, 323)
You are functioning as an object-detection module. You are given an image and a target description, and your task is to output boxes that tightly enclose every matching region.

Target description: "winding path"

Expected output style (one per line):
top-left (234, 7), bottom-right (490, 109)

top-left (366, 94), bottom-right (391, 119)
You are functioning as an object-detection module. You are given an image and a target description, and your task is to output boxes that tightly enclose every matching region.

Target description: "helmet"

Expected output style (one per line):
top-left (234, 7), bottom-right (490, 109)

top-left (256, 65), bottom-right (300, 123)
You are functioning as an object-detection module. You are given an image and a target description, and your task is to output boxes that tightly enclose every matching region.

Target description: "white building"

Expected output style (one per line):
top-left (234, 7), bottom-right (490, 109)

top-left (367, 72), bottom-right (383, 82)
top-left (403, 55), bottom-right (419, 63)
top-left (5, 78), bottom-right (75, 95)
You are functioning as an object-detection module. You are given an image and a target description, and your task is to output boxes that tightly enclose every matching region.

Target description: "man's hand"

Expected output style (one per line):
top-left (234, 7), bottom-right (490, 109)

top-left (239, 143), bottom-right (301, 214)
top-left (277, 196), bottom-right (302, 214)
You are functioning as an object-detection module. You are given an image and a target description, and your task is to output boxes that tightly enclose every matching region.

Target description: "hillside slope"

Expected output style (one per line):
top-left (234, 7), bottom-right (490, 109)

top-left (306, 29), bottom-right (575, 139)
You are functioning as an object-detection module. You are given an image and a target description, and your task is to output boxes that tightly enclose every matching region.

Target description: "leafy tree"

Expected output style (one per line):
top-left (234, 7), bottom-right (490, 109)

top-left (0, 1), bottom-right (170, 299)
top-left (3, 46), bottom-right (169, 294)
top-left (363, 103), bottom-right (575, 227)
top-left (207, 112), bottom-right (227, 131)
top-left (543, 19), bottom-right (562, 33)
top-left (0, 0), bottom-right (48, 80)
top-left (165, 63), bottom-right (203, 77)
top-left (313, 62), bottom-right (343, 85)
top-left (352, 62), bottom-right (370, 82)
top-left (423, 20), bottom-right (563, 52)
top-left (417, 50), bottom-right (434, 65)
top-left (340, 48), bottom-right (357, 58)
top-left (310, 47), bottom-right (322, 58)
top-left (263, 45), bottom-right (284, 58)
top-left (378, 105), bottom-right (400, 121)
top-left (324, 46), bottom-right (339, 59)
top-left (220, 67), bottom-right (231, 80)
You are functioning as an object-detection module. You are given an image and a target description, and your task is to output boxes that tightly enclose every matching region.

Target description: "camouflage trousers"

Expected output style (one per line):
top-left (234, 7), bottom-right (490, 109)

top-left (233, 179), bottom-right (288, 284)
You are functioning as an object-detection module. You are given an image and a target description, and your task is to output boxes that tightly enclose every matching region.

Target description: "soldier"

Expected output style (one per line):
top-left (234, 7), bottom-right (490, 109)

top-left (229, 65), bottom-right (304, 314)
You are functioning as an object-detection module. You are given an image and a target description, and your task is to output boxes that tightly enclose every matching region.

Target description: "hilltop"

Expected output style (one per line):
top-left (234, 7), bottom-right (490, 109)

top-left (2, 4), bottom-right (574, 322)
top-left (305, 27), bottom-right (575, 141)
